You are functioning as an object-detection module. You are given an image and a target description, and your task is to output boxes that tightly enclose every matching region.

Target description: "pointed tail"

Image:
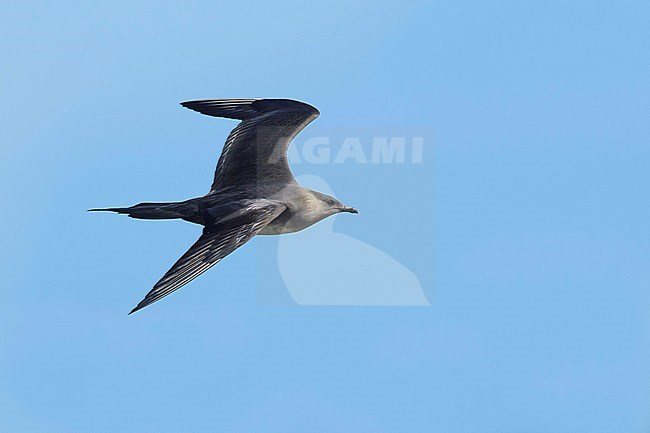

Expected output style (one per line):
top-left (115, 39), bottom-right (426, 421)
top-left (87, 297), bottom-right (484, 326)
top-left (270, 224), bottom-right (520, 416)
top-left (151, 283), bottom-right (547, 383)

top-left (88, 202), bottom-right (187, 220)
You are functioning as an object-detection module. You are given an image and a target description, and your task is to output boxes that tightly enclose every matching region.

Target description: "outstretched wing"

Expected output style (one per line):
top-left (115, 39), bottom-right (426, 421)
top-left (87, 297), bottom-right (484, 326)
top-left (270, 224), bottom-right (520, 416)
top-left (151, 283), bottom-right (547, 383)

top-left (181, 98), bottom-right (320, 192)
top-left (129, 200), bottom-right (286, 314)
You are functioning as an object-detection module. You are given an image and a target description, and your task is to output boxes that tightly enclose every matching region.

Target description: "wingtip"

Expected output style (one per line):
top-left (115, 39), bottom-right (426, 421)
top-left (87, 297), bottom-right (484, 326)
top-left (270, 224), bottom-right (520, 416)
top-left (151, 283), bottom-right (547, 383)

top-left (180, 100), bottom-right (205, 113)
top-left (180, 100), bottom-right (202, 109)
top-left (129, 298), bottom-right (151, 315)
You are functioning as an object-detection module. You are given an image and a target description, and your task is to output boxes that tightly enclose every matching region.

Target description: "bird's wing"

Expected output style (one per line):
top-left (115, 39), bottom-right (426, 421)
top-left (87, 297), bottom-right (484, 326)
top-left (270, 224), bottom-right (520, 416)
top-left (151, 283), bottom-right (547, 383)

top-left (129, 200), bottom-right (286, 314)
top-left (181, 98), bottom-right (320, 191)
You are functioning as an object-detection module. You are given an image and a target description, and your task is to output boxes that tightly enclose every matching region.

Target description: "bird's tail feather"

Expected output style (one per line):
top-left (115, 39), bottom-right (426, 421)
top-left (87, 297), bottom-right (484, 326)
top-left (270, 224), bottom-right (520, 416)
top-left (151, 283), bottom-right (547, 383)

top-left (88, 202), bottom-right (186, 220)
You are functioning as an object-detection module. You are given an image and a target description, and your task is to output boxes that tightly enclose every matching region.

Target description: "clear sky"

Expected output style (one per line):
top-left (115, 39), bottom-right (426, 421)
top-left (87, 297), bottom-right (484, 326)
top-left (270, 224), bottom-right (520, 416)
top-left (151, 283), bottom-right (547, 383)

top-left (1, 1), bottom-right (649, 432)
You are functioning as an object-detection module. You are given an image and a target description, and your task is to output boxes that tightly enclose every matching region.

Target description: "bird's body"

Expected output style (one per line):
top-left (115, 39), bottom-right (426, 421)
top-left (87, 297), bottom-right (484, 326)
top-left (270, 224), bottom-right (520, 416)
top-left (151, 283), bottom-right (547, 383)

top-left (91, 98), bottom-right (357, 313)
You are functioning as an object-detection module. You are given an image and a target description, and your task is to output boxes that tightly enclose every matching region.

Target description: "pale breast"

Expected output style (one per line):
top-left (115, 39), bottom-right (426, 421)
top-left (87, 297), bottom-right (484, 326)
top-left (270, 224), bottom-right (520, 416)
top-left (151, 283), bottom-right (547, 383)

top-left (258, 185), bottom-right (331, 235)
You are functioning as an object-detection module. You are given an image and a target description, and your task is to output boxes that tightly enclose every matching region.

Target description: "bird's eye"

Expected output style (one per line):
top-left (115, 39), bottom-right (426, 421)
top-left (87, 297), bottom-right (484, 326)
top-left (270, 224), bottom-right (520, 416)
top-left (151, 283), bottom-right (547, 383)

top-left (326, 199), bottom-right (335, 205)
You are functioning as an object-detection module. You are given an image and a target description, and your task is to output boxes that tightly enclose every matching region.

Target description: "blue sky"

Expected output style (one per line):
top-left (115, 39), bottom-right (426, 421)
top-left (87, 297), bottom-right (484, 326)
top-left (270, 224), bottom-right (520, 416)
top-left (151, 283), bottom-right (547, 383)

top-left (1, 1), bottom-right (649, 432)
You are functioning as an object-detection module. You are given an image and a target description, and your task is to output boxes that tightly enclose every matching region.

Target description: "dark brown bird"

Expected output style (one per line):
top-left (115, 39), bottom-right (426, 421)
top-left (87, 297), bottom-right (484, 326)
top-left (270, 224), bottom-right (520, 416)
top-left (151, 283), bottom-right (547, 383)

top-left (90, 99), bottom-right (357, 314)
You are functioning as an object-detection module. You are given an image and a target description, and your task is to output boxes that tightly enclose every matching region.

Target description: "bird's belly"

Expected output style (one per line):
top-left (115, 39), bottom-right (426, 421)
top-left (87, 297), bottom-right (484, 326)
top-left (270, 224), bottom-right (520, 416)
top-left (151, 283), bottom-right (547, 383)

top-left (258, 211), bottom-right (315, 235)
top-left (258, 226), bottom-right (294, 235)
top-left (258, 219), bottom-right (307, 235)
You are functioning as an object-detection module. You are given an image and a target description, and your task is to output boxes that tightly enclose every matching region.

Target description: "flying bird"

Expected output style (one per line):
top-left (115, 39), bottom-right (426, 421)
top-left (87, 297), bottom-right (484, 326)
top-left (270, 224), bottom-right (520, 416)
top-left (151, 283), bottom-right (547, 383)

top-left (90, 99), bottom-right (357, 314)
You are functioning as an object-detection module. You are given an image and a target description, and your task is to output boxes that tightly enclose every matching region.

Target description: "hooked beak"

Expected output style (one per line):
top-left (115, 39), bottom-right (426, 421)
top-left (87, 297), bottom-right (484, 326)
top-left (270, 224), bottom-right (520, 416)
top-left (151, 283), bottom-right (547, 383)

top-left (339, 206), bottom-right (358, 214)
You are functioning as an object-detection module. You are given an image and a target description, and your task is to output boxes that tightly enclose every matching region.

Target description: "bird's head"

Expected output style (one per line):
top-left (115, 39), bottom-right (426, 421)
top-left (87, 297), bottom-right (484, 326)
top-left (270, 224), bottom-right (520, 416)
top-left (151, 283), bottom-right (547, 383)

top-left (309, 190), bottom-right (358, 218)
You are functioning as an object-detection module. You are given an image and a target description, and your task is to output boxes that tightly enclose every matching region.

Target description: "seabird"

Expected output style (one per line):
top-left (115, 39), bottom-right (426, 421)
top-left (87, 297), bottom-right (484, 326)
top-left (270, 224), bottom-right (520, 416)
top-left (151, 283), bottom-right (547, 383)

top-left (90, 98), bottom-right (357, 314)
